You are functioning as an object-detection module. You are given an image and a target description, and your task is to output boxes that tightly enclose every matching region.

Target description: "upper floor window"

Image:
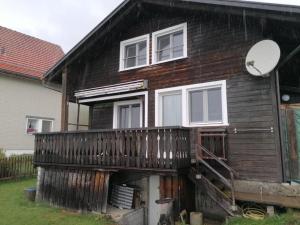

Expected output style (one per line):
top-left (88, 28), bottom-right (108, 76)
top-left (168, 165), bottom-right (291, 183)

top-left (152, 23), bottom-right (187, 64)
top-left (119, 34), bottom-right (150, 71)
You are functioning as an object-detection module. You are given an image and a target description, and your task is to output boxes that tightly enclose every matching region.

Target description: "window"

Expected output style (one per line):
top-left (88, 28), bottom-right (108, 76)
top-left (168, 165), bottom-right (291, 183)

top-left (26, 117), bottom-right (53, 134)
top-left (159, 92), bottom-right (182, 126)
top-left (189, 87), bottom-right (222, 124)
top-left (155, 80), bottom-right (228, 127)
top-left (152, 23), bottom-right (187, 64)
top-left (119, 34), bottom-right (150, 71)
top-left (113, 100), bottom-right (143, 129)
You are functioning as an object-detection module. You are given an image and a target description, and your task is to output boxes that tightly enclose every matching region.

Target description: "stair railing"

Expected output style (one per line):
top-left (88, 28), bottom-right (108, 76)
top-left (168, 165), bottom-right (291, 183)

top-left (197, 144), bottom-right (238, 211)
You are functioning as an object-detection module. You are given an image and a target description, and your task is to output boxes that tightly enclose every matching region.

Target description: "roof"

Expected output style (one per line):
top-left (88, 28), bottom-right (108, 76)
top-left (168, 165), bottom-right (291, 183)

top-left (184, 0), bottom-right (300, 14)
top-left (44, 0), bottom-right (300, 80)
top-left (0, 26), bottom-right (64, 79)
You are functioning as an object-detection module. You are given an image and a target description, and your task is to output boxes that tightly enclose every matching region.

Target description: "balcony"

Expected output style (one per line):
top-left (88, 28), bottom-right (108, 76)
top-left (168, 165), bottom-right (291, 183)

top-left (34, 127), bottom-right (191, 173)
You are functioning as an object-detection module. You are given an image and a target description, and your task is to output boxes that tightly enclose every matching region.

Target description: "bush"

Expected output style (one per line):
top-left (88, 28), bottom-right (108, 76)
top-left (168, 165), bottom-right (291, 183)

top-left (0, 148), bottom-right (6, 159)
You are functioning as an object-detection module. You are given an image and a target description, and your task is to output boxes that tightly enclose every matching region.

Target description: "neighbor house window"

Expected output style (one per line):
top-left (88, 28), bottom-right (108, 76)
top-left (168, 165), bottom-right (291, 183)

top-left (152, 23), bottom-right (187, 64)
top-left (26, 117), bottom-right (53, 134)
top-left (155, 80), bottom-right (228, 127)
top-left (119, 34), bottom-right (150, 71)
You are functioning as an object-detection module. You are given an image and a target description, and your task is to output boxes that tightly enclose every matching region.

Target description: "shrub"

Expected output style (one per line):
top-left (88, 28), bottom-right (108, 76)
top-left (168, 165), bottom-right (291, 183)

top-left (0, 148), bottom-right (6, 159)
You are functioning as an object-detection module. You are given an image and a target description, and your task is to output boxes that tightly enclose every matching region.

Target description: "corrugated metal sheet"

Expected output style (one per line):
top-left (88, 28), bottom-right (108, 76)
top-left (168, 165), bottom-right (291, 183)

top-left (110, 185), bottom-right (135, 209)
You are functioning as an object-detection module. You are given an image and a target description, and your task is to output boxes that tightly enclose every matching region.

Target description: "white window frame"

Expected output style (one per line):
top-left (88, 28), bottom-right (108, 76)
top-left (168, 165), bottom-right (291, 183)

top-left (157, 90), bottom-right (182, 127)
top-left (152, 22), bottom-right (187, 65)
top-left (119, 34), bottom-right (150, 71)
top-left (26, 117), bottom-right (54, 135)
top-left (155, 80), bottom-right (228, 127)
top-left (113, 99), bottom-right (143, 129)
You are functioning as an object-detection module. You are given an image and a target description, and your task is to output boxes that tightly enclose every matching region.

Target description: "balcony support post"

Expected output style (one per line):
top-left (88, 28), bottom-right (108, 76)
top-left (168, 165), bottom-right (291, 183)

top-left (61, 67), bottom-right (69, 131)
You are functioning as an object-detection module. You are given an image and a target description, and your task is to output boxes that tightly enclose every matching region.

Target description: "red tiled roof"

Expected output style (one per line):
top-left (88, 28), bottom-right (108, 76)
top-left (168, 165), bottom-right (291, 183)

top-left (0, 26), bottom-right (64, 79)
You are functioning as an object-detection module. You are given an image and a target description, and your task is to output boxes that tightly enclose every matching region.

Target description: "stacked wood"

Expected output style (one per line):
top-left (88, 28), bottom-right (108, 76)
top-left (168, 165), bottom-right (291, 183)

top-left (36, 167), bottom-right (110, 213)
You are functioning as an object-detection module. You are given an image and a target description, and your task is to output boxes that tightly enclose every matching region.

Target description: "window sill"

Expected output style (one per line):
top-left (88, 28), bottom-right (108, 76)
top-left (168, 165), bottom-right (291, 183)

top-left (186, 122), bottom-right (229, 128)
top-left (151, 56), bottom-right (188, 66)
top-left (119, 63), bottom-right (149, 72)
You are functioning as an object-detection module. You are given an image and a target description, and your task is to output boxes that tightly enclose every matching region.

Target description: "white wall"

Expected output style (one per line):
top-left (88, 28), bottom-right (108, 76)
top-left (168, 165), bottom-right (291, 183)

top-left (148, 175), bottom-right (160, 225)
top-left (0, 75), bottom-right (61, 155)
top-left (68, 103), bottom-right (90, 131)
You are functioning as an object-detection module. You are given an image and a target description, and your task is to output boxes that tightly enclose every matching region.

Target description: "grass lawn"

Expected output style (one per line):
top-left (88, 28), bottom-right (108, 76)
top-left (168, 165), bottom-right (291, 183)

top-left (0, 178), bottom-right (115, 225)
top-left (227, 211), bottom-right (300, 225)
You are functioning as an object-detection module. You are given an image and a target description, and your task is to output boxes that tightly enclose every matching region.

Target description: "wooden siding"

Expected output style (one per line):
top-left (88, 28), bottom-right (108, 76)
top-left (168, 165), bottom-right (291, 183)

top-left (160, 175), bottom-right (194, 215)
top-left (66, 8), bottom-right (282, 182)
top-left (227, 74), bottom-right (282, 182)
top-left (91, 103), bottom-right (113, 129)
top-left (36, 167), bottom-right (110, 213)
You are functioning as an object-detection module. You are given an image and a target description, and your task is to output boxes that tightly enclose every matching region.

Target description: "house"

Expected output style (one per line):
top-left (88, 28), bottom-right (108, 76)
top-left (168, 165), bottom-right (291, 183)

top-left (34, 0), bottom-right (300, 224)
top-left (0, 26), bottom-right (89, 156)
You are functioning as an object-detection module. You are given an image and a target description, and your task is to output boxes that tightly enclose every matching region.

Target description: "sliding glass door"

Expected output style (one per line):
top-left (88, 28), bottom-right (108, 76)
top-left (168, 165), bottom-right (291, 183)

top-left (114, 100), bottom-right (142, 129)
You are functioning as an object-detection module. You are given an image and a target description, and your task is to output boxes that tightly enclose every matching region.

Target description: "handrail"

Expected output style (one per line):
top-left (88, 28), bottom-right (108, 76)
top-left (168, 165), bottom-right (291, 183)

top-left (198, 158), bottom-right (232, 189)
top-left (34, 127), bottom-right (191, 171)
top-left (34, 126), bottom-right (190, 136)
top-left (199, 145), bottom-right (238, 176)
top-left (189, 167), bottom-right (234, 216)
top-left (232, 127), bottom-right (274, 134)
top-left (198, 144), bottom-right (237, 209)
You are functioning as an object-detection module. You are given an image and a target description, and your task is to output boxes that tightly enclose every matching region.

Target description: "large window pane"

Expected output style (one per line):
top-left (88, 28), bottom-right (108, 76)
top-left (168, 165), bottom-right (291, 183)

top-left (138, 41), bottom-right (147, 66)
top-left (125, 44), bottom-right (137, 68)
top-left (208, 88), bottom-right (222, 121)
top-left (119, 106), bottom-right (130, 128)
top-left (172, 31), bottom-right (183, 58)
top-left (157, 34), bottom-right (170, 61)
top-left (42, 120), bottom-right (52, 132)
top-left (117, 103), bottom-right (141, 129)
top-left (190, 90), bottom-right (204, 123)
top-left (162, 93), bottom-right (182, 126)
top-left (131, 104), bottom-right (141, 128)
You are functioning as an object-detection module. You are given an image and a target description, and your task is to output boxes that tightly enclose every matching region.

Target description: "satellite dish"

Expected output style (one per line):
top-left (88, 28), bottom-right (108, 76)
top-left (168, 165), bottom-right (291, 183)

top-left (245, 40), bottom-right (281, 77)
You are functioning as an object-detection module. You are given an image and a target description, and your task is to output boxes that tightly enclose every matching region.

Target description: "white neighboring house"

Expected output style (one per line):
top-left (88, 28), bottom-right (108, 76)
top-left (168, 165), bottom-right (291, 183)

top-left (0, 26), bottom-right (89, 156)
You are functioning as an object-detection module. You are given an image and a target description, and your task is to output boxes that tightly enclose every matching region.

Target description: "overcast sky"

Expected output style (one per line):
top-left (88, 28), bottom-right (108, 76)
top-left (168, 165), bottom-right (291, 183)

top-left (0, 0), bottom-right (299, 53)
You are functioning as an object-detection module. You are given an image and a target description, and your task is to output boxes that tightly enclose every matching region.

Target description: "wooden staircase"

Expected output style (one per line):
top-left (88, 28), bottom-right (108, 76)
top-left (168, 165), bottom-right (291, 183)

top-left (189, 144), bottom-right (240, 217)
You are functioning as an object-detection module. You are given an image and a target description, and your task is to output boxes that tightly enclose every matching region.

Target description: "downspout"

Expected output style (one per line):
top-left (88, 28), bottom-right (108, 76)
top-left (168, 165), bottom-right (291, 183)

top-left (274, 69), bottom-right (289, 182)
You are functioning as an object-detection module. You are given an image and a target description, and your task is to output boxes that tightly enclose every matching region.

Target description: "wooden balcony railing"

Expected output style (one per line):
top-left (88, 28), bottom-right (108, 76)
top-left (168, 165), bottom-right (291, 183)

top-left (34, 127), bottom-right (190, 172)
top-left (198, 128), bottom-right (227, 160)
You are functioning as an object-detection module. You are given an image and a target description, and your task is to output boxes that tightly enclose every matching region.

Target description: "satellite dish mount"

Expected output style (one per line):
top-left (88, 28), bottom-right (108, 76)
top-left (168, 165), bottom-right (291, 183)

top-left (245, 40), bottom-right (281, 77)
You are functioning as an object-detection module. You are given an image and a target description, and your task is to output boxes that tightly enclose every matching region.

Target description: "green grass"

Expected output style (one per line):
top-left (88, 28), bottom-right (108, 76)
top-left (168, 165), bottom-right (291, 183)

top-left (0, 179), bottom-right (115, 225)
top-left (227, 211), bottom-right (300, 225)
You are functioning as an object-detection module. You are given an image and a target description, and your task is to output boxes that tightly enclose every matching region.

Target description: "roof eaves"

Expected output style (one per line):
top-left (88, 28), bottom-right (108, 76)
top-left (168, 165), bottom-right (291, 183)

top-left (182, 0), bottom-right (300, 14)
top-left (0, 68), bottom-right (42, 82)
top-left (44, 0), bottom-right (132, 79)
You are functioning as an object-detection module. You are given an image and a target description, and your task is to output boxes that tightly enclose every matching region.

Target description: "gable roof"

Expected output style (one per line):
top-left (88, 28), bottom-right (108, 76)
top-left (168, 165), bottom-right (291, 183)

top-left (0, 26), bottom-right (64, 80)
top-left (44, 0), bottom-right (300, 81)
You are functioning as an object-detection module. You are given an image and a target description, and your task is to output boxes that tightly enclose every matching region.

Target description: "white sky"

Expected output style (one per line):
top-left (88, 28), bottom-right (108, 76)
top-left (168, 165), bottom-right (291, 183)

top-left (0, 0), bottom-right (299, 53)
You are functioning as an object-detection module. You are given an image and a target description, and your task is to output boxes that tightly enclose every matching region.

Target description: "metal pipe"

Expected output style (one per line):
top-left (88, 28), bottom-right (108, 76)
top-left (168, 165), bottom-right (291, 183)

top-left (278, 43), bottom-right (300, 69)
top-left (233, 127), bottom-right (274, 133)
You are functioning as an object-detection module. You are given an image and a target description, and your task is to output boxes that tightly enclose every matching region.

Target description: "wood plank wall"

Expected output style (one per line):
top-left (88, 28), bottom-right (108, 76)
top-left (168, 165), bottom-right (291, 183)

top-left (36, 167), bottom-right (110, 213)
top-left (66, 8), bottom-right (282, 182)
top-left (160, 175), bottom-right (194, 214)
top-left (91, 103), bottom-right (113, 129)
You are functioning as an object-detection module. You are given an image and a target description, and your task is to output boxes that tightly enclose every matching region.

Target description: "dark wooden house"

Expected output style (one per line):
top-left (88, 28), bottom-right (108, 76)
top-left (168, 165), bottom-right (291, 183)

top-left (34, 0), bottom-right (300, 223)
